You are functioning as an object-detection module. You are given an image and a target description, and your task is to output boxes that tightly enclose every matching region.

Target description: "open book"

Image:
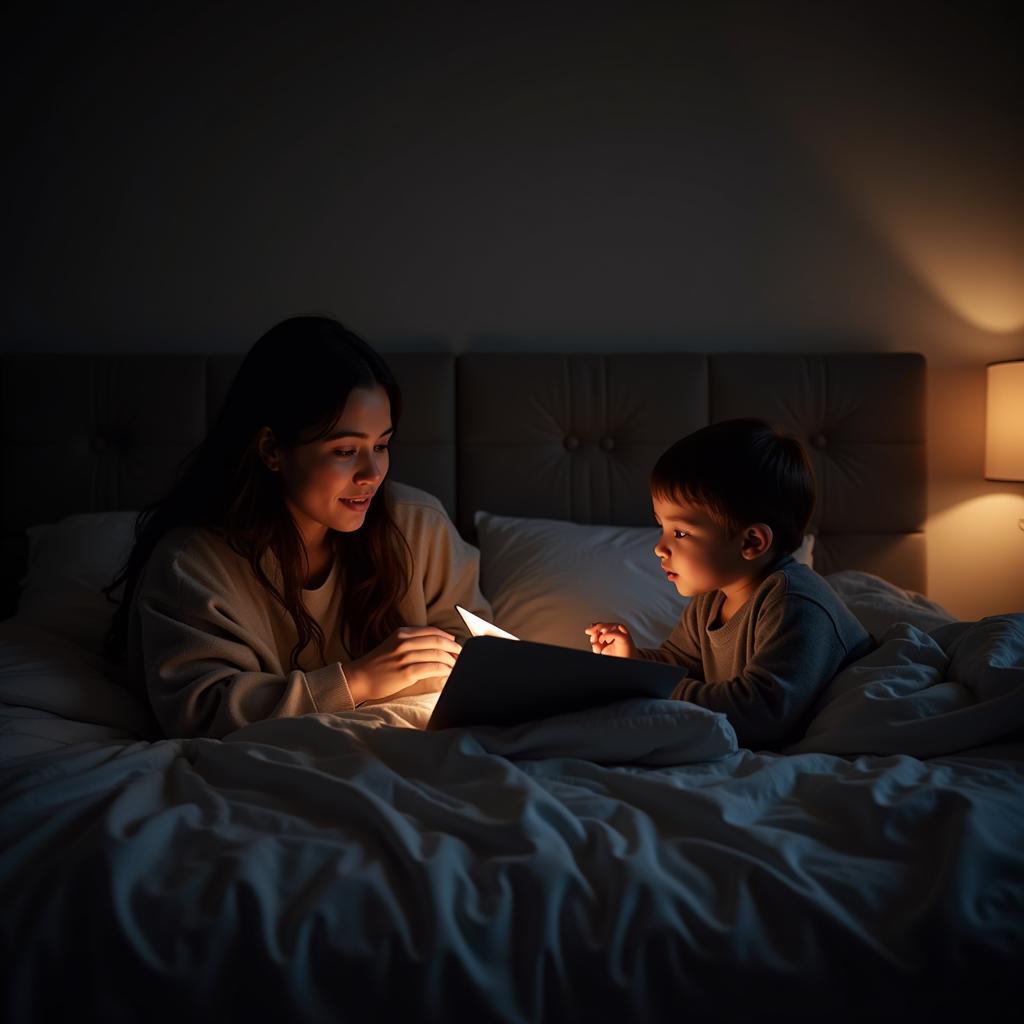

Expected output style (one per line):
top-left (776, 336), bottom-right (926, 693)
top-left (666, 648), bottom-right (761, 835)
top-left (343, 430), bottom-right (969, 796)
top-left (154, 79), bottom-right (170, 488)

top-left (429, 628), bottom-right (686, 730)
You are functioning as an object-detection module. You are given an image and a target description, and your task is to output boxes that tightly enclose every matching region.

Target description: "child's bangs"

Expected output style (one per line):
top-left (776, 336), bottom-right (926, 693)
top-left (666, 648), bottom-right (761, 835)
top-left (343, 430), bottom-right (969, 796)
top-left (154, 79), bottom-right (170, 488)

top-left (650, 477), bottom-right (738, 534)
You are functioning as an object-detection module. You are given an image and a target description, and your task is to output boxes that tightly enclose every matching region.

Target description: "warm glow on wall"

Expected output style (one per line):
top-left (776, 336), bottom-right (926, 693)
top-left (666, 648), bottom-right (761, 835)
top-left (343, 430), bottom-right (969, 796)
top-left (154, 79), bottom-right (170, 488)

top-left (820, 145), bottom-right (1024, 334)
top-left (985, 361), bottom-right (1024, 482)
top-left (741, 33), bottom-right (1024, 335)
top-left (891, 232), bottom-right (1024, 334)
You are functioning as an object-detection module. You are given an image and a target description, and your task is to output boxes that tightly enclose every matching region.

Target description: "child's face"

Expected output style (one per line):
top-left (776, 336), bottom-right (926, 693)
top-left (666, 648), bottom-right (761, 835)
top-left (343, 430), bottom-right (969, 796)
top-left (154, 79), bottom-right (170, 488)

top-left (651, 493), bottom-right (753, 597)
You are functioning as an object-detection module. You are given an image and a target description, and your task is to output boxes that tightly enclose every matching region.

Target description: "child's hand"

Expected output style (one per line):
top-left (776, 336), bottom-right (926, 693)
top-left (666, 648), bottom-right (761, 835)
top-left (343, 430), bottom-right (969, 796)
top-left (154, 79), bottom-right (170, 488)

top-left (584, 622), bottom-right (637, 658)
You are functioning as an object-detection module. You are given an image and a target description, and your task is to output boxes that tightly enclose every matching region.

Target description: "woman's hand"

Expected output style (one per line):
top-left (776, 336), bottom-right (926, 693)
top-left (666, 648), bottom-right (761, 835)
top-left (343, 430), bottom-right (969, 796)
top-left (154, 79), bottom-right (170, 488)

top-left (584, 622), bottom-right (638, 658)
top-left (344, 626), bottom-right (463, 705)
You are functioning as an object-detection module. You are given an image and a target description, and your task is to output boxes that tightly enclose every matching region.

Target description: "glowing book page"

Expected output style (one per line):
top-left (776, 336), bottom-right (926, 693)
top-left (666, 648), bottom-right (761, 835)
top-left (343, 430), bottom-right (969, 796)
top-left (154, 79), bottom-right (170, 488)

top-left (455, 605), bottom-right (520, 641)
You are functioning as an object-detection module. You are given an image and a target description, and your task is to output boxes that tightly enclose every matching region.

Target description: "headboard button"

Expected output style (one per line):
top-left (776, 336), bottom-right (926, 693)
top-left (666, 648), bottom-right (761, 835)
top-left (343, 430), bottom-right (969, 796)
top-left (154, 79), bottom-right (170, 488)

top-left (600, 436), bottom-right (615, 452)
top-left (563, 435), bottom-right (580, 452)
top-left (811, 433), bottom-right (827, 449)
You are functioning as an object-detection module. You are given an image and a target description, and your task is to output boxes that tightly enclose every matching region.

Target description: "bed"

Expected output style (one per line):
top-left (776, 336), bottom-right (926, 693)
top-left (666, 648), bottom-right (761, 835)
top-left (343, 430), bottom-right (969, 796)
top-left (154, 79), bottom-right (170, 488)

top-left (1, 351), bottom-right (1021, 1023)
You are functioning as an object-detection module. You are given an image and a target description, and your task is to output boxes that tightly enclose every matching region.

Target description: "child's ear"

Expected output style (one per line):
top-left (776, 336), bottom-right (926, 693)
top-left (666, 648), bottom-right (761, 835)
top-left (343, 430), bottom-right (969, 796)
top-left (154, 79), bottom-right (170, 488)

top-left (741, 523), bottom-right (773, 560)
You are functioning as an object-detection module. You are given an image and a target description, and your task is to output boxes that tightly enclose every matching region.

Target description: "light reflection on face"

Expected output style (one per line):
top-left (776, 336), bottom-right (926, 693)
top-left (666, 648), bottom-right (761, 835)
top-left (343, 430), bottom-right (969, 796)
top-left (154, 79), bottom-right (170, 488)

top-left (651, 493), bottom-right (744, 597)
top-left (277, 385), bottom-right (393, 538)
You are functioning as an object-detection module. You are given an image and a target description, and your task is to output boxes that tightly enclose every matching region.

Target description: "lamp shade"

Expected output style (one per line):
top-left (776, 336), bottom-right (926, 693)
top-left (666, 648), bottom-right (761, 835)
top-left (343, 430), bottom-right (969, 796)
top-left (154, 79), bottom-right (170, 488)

top-left (985, 360), bottom-right (1024, 481)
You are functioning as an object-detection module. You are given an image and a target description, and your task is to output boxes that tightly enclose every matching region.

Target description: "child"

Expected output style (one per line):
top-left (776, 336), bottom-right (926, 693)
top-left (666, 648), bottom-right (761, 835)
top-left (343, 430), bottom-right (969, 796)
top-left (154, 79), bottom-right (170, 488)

top-left (585, 418), bottom-right (872, 750)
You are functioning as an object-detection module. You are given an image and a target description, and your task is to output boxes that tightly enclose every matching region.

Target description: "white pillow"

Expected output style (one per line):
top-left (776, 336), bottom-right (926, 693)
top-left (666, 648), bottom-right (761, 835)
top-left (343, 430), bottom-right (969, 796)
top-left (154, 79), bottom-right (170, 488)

top-left (14, 511), bottom-right (138, 654)
top-left (473, 511), bottom-right (684, 651)
top-left (475, 511), bottom-right (816, 653)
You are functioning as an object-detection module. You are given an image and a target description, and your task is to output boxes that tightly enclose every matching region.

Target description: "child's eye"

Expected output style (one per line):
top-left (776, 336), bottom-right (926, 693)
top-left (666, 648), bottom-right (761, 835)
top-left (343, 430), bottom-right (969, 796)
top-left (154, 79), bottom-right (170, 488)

top-left (673, 530), bottom-right (689, 540)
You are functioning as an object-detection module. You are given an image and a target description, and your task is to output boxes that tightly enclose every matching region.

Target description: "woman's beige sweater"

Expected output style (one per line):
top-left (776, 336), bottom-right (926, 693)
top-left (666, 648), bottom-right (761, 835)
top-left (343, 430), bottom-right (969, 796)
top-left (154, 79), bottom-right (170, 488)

top-left (124, 482), bottom-right (492, 739)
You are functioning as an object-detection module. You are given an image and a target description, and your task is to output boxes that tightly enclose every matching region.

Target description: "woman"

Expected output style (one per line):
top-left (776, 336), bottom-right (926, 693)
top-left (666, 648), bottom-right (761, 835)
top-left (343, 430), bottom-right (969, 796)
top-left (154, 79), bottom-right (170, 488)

top-left (105, 316), bottom-right (491, 738)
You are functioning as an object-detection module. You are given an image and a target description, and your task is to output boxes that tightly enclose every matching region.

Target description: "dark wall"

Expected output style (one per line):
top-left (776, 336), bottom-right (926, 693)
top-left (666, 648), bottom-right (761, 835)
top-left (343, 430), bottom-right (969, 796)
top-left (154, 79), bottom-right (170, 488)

top-left (4, 1), bottom-right (1019, 352)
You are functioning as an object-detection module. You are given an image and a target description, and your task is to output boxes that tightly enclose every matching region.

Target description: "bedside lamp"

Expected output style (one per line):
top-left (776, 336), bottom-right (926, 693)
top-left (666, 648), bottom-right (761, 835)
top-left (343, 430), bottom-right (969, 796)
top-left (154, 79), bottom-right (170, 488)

top-left (984, 360), bottom-right (1024, 483)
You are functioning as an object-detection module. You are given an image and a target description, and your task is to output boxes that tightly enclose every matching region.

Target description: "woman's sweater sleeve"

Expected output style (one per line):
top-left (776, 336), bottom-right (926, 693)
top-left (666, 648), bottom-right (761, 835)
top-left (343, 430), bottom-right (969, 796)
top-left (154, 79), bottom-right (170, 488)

top-left (137, 544), bottom-right (355, 739)
top-left (404, 501), bottom-right (493, 641)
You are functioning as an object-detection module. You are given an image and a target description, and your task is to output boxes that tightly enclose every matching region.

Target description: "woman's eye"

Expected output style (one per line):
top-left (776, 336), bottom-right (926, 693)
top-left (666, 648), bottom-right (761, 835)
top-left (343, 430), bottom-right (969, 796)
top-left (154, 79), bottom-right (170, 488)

top-left (373, 445), bottom-right (390, 454)
top-left (333, 449), bottom-right (356, 458)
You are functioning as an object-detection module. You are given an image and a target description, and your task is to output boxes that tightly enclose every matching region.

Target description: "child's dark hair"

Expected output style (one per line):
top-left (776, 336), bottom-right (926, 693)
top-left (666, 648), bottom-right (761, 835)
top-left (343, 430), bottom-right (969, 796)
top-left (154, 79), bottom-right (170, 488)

top-left (650, 418), bottom-right (815, 555)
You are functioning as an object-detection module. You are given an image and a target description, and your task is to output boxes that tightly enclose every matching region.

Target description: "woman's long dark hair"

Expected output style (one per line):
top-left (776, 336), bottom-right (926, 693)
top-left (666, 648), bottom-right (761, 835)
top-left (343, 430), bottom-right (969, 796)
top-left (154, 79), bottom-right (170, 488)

top-left (104, 316), bottom-right (412, 669)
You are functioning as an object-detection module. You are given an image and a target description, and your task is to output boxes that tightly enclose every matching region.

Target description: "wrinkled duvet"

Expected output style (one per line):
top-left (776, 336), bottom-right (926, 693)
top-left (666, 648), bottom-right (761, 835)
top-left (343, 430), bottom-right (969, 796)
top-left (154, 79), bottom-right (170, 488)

top-left (1, 580), bottom-right (1022, 1024)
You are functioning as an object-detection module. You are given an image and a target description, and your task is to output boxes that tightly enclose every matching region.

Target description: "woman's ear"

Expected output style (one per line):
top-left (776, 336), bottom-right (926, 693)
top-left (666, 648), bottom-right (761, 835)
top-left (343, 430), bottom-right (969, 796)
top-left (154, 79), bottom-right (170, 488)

top-left (741, 523), bottom-right (773, 560)
top-left (255, 426), bottom-right (282, 471)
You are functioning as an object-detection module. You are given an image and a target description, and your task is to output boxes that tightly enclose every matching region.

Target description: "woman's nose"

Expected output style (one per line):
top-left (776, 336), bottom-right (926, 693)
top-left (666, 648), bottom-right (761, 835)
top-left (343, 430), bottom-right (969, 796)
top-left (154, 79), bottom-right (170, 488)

top-left (354, 452), bottom-right (384, 483)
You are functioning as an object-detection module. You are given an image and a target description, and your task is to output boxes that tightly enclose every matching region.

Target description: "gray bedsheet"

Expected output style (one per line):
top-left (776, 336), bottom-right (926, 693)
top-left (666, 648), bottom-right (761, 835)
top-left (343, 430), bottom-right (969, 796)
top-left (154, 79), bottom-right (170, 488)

top-left (1, 589), bottom-right (1022, 1024)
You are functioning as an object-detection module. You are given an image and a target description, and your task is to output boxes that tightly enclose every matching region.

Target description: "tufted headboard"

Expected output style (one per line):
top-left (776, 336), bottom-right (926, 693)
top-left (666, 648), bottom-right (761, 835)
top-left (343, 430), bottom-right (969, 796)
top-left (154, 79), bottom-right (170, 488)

top-left (0, 351), bottom-right (926, 614)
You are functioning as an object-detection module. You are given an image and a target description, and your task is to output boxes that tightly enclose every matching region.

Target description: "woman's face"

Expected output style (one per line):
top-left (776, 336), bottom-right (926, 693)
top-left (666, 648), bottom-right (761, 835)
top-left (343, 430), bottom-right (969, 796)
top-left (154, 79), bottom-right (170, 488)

top-left (273, 384), bottom-right (393, 540)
